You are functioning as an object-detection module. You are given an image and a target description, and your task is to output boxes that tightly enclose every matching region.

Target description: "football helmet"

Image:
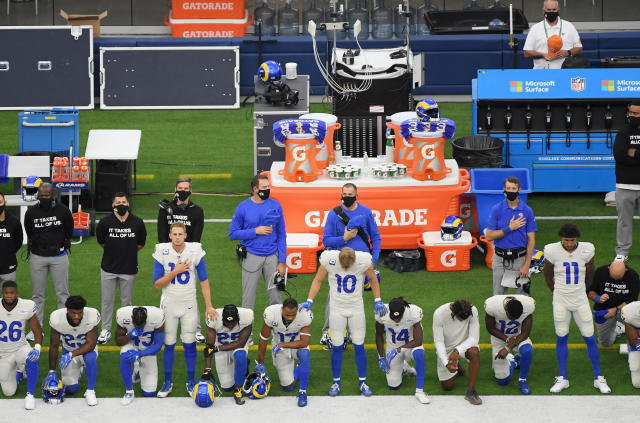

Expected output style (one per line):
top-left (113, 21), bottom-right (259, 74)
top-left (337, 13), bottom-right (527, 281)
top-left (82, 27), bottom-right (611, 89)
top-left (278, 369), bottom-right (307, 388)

top-left (363, 268), bottom-right (381, 292)
top-left (42, 378), bottom-right (65, 404)
top-left (258, 60), bottom-right (282, 84)
top-left (193, 380), bottom-right (216, 408)
top-left (415, 98), bottom-right (439, 122)
top-left (441, 215), bottom-right (463, 241)
top-left (22, 176), bottom-right (42, 202)
top-left (243, 371), bottom-right (271, 399)
top-left (530, 249), bottom-right (544, 274)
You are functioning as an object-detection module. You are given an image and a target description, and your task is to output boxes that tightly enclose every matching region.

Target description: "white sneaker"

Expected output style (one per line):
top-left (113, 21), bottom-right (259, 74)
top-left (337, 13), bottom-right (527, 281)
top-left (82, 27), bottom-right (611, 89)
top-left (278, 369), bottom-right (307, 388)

top-left (594, 376), bottom-right (611, 394)
top-left (25, 331), bottom-right (34, 342)
top-left (121, 390), bottom-right (134, 406)
top-left (97, 330), bottom-right (111, 345)
top-left (615, 254), bottom-right (629, 263)
top-left (550, 376), bottom-right (570, 393)
top-left (195, 332), bottom-right (206, 343)
top-left (25, 393), bottom-right (35, 410)
top-left (414, 390), bottom-right (430, 404)
top-left (616, 322), bottom-right (626, 337)
top-left (402, 361), bottom-right (417, 376)
top-left (620, 344), bottom-right (629, 355)
top-left (84, 389), bottom-right (98, 406)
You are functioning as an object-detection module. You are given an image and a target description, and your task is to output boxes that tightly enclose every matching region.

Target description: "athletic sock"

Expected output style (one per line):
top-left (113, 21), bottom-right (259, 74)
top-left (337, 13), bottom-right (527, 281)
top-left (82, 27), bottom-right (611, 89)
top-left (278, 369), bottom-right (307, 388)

top-left (297, 349), bottom-right (310, 390)
top-left (413, 349), bottom-right (426, 390)
top-left (120, 353), bottom-right (133, 390)
top-left (583, 335), bottom-right (601, 378)
top-left (556, 335), bottom-right (569, 378)
top-left (26, 360), bottom-right (39, 395)
top-left (233, 349), bottom-right (248, 387)
top-left (183, 342), bottom-right (197, 382)
top-left (331, 346), bottom-right (343, 380)
top-left (518, 343), bottom-right (533, 380)
top-left (353, 343), bottom-right (367, 380)
top-left (163, 343), bottom-right (176, 381)
top-left (84, 351), bottom-right (98, 390)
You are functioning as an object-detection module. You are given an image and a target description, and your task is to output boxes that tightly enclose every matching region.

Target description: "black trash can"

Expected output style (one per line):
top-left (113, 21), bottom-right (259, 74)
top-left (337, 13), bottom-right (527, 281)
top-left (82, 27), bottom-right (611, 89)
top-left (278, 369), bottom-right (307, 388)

top-left (452, 136), bottom-right (504, 169)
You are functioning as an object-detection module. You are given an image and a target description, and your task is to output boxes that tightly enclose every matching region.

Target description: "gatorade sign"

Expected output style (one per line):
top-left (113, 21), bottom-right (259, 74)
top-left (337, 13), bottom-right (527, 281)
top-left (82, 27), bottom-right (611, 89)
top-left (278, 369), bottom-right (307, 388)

top-left (287, 252), bottom-right (302, 270)
top-left (421, 145), bottom-right (435, 160)
top-left (440, 250), bottom-right (457, 267)
top-left (292, 146), bottom-right (307, 161)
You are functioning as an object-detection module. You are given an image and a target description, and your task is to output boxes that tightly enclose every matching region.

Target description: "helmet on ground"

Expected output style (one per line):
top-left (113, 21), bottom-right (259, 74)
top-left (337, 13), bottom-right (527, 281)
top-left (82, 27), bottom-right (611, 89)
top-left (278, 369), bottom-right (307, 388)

top-left (193, 380), bottom-right (216, 407)
top-left (243, 371), bottom-right (271, 399)
top-left (42, 378), bottom-right (65, 404)
top-left (441, 215), bottom-right (463, 241)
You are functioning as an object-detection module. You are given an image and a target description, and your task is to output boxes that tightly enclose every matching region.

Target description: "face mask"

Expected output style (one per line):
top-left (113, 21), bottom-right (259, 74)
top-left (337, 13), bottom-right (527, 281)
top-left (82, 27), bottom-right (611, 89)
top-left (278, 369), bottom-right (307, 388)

top-left (176, 190), bottom-right (190, 202)
top-left (342, 196), bottom-right (357, 207)
top-left (0, 205), bottom-right (5, 215)
top-left (629, 116), bottom-right (640, 128)
top-left (545, 11), bottom-right (559, 23)
top-left (504, 191), bottom-right (519, 201)
top-left (114, 204), bottom-right (129, 216)
top-left (257, 189), bottom-right (270, 200)
top-left (39, 198), bottom-right (52, 209)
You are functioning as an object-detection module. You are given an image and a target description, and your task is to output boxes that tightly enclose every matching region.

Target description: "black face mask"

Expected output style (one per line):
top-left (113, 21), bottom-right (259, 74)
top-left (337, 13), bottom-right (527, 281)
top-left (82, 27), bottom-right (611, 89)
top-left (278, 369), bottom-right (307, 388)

top-left (0, 205), bottom-right (5, 215)
top-left (545, 11), bottom-right (559, 23)
top-left (629, 117), bottom-right (640, 128)
top-left (342, 196), bottom-right (357, 207)
top-left (39, 198), bottom-right (53, 209)
top-left (257, 189), bottom-right (270, 200)
top-left (114, 204), bottom-right (129, 216)
top-left (176, 190), bottom-right (190, 202)
top-left (504, 191), bottom-right (519, 201)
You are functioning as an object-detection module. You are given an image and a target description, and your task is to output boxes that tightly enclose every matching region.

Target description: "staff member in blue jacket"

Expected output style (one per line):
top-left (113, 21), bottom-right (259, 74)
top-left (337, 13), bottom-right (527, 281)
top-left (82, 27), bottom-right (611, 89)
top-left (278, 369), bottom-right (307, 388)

top-left (229, 174), bottom-right (286, 312)
top-left (485, 177), bottom-right (537, 296)
top-left (321, 183), bottom-right (382, 344)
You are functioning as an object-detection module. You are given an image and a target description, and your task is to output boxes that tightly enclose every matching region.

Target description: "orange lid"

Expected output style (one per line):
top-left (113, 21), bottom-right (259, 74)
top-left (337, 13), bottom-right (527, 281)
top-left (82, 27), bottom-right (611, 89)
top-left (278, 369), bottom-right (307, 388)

top-left (81, 165), bottom-right (88, 171)
top-left (547, 35), bottom-right (563, 59)
top-left (73, 165), bottom-right (80, 171)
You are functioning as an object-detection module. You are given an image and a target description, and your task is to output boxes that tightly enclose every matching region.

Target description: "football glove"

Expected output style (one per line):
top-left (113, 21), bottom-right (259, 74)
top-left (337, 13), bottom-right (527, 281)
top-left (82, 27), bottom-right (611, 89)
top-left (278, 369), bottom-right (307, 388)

top-left (27, 347), bottom-right (40, 362)
top-left (592, 309), bottom-right (608, 324)
top-left (255, 363), bottom-right (266, 375)
top-left (630, 340), bottom-right (640, 352)
top-left (129, 328), bottom-right (144, 340)
top-left (374, 300), bottom-right (387, 317)
top-left (59, 352), bottom-right (73, 370)
top-left (125, 349), bottom-right (141, 363)
top-left (386, 348), bottom-right (399, 364)
top-left (378, 357), bottom-right (390, 373)
top-left (299, 300), bottom-right (313, 312)
top-left (201, 368), bottom-right (214, 381)
top-left (271, 344), bottom-right (282, 358)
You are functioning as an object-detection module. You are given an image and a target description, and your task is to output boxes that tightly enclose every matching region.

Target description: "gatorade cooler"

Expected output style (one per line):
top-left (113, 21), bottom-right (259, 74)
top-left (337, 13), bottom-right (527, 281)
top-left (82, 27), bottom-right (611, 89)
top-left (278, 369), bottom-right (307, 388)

top-left (386, 111), bottom-right (416, 166)
top-left (279, 133), bottom-right (323, 183)
top-left (171, 0), bottom-right (245, 19)
top-left (300, 113), bottom-right (341, 167)
top-left (418, 231), bottom-right (477, 271)
top-left (286, 233), bottom-right (321, 273)
top-left (409, 131), bottom-right (451, 181)
top-left (479, 235), bottom-right (494, 269)
top-left (164, 10), bottom-right (253, 38)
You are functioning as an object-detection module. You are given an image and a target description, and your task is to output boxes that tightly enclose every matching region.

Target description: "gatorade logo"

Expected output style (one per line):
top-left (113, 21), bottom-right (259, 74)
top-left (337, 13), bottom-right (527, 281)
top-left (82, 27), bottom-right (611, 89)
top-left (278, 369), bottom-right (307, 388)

top-left (421, 145), bottom-right (435, 160)
top-left (292, 146), bottom-right (306, 161)
top-left (441, 250), bottom-right (457, 267)
top-left (182, 30), bottom-right (234, 37)
top-left (182, 2), bottom-right (235, 11)
top-left (287, 252), bottom-right (302, 270)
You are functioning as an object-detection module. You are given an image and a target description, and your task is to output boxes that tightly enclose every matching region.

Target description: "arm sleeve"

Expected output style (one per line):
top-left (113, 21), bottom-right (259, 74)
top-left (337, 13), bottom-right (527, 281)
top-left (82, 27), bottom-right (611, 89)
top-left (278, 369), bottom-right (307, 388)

top-left (228, 204), bottom-right (258, 241)
top-left (63, 208), bottom-right (74, 239)
top-left (191, 208), bottom-right (204, 242)
top-left (195, 257), bottom-right (208, 282)
top-left (12, 219), bottom-right (23, 252)
top-left (432, 312), bottom-right (449, 366)
top-left (613, 131), bottom-right (639, 166)
top-left (139, 332), bottom-right (165, 357)
top-left (456, 312), bottom-right (480, 356)
top-left (23, 209), bottom-right (33, 240)
top-left (157, 208), bottom-right (169, 243)
top-left (322, 211), bottom-right (346, 248)
top-left (95, 220), bottom-right (106, 244)
top-left (138, 220), bottom-right (147, 247)
top-left (153, 259), bottom-right (165, 283)
top-left (276, 205), bottom-right (287, 263)
top-left (367, 213), bottom-right (382, 265)
top-left (590, 269), bottom-right (604, 294)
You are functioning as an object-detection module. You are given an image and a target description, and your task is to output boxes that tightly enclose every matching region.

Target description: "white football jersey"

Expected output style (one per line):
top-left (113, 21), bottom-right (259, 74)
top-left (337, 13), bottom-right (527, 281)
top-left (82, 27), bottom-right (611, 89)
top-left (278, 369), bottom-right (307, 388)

top-left (263, 304), bottom-right (313, 345)
top-left (49, 307), bottom-right (101, 352)
top-left (432, 302), bottom-right (479, 365)
top-left (484, 295), bottom-right (535, 337)
top-left (206, 307), bottom-right (254, 347)
top-left (375, 304), bottom-right (423, 349)
top-left (320, 250), bottom-right (372, 307)
top-left (544, 241), bottom-right (595, 297)
top-left (622, 301), bottom-right (640, 328)
top-left (152, 242), bottom-right (206, 302)
top-left (0, 298), bottom-right (37, 353)
top-left (116, 306), bottom-right (165, 349)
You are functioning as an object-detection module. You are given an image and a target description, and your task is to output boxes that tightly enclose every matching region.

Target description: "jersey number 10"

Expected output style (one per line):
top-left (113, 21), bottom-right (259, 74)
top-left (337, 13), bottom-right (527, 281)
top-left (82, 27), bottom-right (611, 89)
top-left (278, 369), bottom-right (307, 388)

top-left (335, 274), bottom-right (357, 294)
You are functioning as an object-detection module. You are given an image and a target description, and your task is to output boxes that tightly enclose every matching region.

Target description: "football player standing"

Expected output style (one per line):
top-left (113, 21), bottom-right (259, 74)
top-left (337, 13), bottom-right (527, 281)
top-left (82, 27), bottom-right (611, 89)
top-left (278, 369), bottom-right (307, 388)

top-left (300, 247), bottom-right (386, 396)
top-left (153, 222), bottom-right (216, 397)
top-left (257, 297), bottom-right (313, 407)
top-left (543, 223), bottom-right (611, 394)
top-left (47, 295), bottom-right (100, 406)
top-left (375, 297), bottom-right (429, 404)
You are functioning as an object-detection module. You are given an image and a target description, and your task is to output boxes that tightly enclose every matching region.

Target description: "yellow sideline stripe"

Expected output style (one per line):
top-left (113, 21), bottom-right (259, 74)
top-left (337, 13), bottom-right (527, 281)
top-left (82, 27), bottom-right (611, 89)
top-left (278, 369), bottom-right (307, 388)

top-left (178, 173), bottom-right (232, 179)
top-left (38, 343), bottom-right (621, 353)
top-left (133, 174), bottom-right (155, 180)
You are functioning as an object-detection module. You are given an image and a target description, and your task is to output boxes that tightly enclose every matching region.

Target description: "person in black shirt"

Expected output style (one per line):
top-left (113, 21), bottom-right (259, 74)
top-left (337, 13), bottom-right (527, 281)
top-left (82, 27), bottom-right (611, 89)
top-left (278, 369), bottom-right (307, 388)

top-left (23, 182), bottom-right (74, 331)
top-left (96, 192), bottom-right (147, 344)
top-left (0, 192), bottom-right (23, 283)
top-left (157, 177), bottom-right (206, 342)
top-left (588, 259), bottom-right (640, 347)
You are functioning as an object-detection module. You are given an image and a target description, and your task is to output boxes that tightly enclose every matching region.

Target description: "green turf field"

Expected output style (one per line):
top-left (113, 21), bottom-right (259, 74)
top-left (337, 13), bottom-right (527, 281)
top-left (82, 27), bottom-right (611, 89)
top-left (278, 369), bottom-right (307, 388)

top-left (0, 104), bottom-right (634, 400)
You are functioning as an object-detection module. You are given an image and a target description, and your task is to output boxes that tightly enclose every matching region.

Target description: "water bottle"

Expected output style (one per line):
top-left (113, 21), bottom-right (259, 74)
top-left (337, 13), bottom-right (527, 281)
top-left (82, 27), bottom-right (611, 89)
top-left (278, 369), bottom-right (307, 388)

top-left (363, 151), bottom-right (369, 175)
top-left (489, 0), bottom-right (507, 8)
top-left (334, 139), bottom-right (343, 164)
top-left (303, 0), bottom-right (324, 36)
top-left (325, 1), bottom-right (347, 41)
top-left (464, 0), bottom-right (484, 10)
top-left (278, 0), bottom-right (300, 36)
top-left (372, 0), bottom-right (393, 40)
top-left (385, 128), bottom-right (395, 163)
top-left (254, 0), bottom-right (276, 36)
top-left (348, 0), bottom-right (370, 40)
top-left (394, 2), bottom-right (416, 39)
top-left (417, 0), bottom-right (437, 35)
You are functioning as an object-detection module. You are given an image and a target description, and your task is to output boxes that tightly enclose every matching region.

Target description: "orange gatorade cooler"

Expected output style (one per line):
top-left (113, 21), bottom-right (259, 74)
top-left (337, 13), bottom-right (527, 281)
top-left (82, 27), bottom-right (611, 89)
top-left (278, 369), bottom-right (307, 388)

top-left (418, 231), bottom-right (477, 271)
top-left (165, 10), bottom-right (253, 38)
top-left (285, 233), bottom-right (322, 273)
top-left (171, 0), bottom-right (245, 19)
top-left (409, 131), bottom-right (450, 181)
top-left (279, 134), bottom-right (323, 183)
top-left (479, 235), bottom-right (494, 269)
top-left (386, 111), bottom-right (416, 166)
top-left (300, 113), bottom-right (341, 166)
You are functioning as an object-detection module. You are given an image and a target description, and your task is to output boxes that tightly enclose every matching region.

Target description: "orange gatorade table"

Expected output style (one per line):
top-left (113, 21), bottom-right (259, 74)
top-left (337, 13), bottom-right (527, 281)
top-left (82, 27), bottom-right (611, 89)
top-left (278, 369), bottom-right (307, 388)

top-left (266, 158), bottom-right (470, 250)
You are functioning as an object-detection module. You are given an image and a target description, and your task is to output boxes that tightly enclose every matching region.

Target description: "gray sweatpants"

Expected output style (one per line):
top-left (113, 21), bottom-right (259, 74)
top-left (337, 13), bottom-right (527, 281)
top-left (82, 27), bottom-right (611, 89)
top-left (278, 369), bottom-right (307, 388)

top-left (100, 270), bottom-right (137, 332)
top-left (30, 253), bottom-right (69, 325)
top-left (492, 254), bottom-right (528, 296)
top-left (241, 252), bottom-right (282, 311)
top-left (0, 271), bottom-right (16, 283)
top-left (616, 187), bottom-right (640, 256)
top-left (596, 310), bottom-right (623, 347)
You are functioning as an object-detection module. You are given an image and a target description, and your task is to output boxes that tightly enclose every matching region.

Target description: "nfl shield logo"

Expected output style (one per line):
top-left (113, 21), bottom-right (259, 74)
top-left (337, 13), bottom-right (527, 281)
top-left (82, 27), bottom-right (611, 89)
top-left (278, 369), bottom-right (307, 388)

top-left (571, 77), bottom-right (585, 92)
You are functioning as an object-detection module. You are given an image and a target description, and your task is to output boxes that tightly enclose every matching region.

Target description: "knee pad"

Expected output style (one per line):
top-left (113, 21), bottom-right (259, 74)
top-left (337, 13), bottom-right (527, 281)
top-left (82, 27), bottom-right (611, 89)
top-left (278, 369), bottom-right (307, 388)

top-left (65, 384), bottom-right (79, 395)
top-left (388, 384), bottom-right (401, 391)
top-left (142, 390), bottom-right (155, 397)
top-left (1, 384), bottom-right (17, 397)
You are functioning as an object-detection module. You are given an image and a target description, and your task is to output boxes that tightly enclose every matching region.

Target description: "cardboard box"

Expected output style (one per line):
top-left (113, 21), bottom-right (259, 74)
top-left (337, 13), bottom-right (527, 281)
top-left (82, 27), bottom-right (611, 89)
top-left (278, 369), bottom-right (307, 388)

top-left (60, 10), bottom-right (108, 37)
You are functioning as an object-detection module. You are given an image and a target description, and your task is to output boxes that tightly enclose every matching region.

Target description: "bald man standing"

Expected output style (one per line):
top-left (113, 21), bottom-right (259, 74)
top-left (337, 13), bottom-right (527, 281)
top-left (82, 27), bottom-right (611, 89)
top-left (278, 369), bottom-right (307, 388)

top-left (588, 260), bottom-right (640, 347)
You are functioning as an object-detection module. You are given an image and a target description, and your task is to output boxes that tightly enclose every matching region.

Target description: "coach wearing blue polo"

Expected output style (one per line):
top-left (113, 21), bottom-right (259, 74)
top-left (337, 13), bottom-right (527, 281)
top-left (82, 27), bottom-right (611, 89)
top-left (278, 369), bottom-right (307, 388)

top-left (485, 176), bottom-right (537, 295)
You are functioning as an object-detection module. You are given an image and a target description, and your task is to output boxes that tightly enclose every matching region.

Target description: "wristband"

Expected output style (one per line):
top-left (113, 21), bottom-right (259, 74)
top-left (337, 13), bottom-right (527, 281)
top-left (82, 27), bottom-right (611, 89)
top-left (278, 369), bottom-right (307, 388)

top-left (374, 298), bottom-right (381, 302)
top-left (306, 299), bottom-right (313, 304)
top-left (502, 226), bottom-right (511, 235)
top-left (34, 344), bottom-right (41, 351)
top-left (259, 334), bottom-right (270, 341)
top-left (595, 295), bottom-right (601, 303)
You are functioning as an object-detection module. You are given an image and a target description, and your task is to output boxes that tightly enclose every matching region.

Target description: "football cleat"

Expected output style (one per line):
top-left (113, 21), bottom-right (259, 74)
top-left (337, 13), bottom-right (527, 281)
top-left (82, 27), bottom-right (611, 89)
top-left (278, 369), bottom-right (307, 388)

top-left (186, 380), bottom-right (196, 397)
top-left (359, 381), bottom-right (372, 396)
top-left (121, 391), bottom-right (134, 406)
top-left (97, 329), bottom-right (111, 345)
top-left (84, 389), bottom-right (98, 406)
top-left (233, 388), bottom-right (245, 405)
top-left (25, 393), bottom-right (35, 410)
top-left (195, 332), bottom-right (206, 344)
top-left (518, 379), bottom-right (530, 395)
top-left (620, 344), bottom-right (629, 355)
top-left (464, 388), bottom-right (482, 405)
top-left (616, 321), bottom-right (626, 338)
top-left (513, 353), bottom-right (521, 369)
top-left (594, 376), bottom-right (611, 394)
top-left (615, 254), bottom-right (629, 263)
top-left (414, 390), bottom-right (430, 404)
top-left (550, 376), bottom-right (570, 393)
top-left (297, 391), bottom-right (307, 407)
top-left (157, 381), bottom-right (173, 398)
top-left (402, 361), bottom-right (417, 376)
top-left (328, 381), bottom-right (341, 396)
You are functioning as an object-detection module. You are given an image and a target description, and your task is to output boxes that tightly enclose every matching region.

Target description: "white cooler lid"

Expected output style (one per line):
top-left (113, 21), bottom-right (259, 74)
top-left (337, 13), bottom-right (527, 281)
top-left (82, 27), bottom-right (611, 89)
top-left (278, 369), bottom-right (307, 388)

top-left (422, 231), bottom-right (472, 246)
top-left (390, 111), bottom-right (417, 125)
top-left (299, 113), bottom-right (337, 125)
top-left (287, 233), bottom-right (320, 248)
top-left (287, 133), bottom-right (316, 140)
